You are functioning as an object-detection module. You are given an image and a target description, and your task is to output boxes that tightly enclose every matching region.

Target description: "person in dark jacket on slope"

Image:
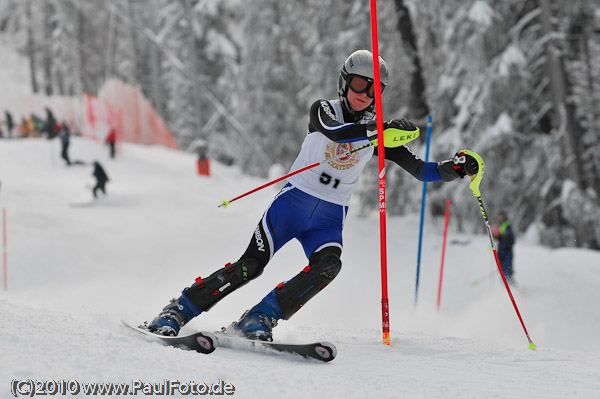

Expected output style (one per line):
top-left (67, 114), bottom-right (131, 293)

top-left (92, 161), bottom-right (109, 198)
top-left (144, 50), bottom-right (480, 341)
top-left (60, 123), bottom-right (71, 166)
top-left (493, 211), bottom-right (516, 285)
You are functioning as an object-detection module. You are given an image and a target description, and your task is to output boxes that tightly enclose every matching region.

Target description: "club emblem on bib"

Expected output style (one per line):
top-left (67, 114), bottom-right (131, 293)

top-left (326, 142), bottom-right (359, 170)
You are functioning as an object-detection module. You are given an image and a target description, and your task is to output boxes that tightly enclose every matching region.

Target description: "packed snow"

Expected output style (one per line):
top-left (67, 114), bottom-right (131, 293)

top-left (1, 137), bottom-right (599, 398)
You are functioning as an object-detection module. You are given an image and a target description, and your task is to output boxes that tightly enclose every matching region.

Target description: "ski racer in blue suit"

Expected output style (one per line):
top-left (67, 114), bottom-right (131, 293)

top-left (146, 50), bottom-right (479, 340)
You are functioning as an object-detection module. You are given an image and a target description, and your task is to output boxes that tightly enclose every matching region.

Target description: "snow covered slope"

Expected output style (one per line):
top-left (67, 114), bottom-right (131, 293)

top-left (1, 137), bottom-right (599, 398)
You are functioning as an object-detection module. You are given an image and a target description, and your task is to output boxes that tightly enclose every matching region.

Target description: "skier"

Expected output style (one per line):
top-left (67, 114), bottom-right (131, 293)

top-left (144, 50), bottom-right (479, 340)
top-left (92, 161), bottom-right (109, 198)
top-left (493, 211), bottom-right (516, 285)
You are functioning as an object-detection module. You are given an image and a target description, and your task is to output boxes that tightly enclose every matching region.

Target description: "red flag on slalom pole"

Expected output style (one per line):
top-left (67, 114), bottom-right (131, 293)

top-left (369, 0), bottom-right (391, 346)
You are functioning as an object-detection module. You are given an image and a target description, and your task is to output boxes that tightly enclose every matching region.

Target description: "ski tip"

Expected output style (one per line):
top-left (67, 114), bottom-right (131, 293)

top-left (315, 342), bottom-right (337, 362)
top-left (121, 319), bottom-right (138, 329)
top-left (193, 332), bottom-right (218, 353)
top-left (123, 321), bottom-right (218, 354)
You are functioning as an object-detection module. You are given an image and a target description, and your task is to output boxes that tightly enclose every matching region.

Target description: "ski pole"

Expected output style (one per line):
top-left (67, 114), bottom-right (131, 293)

top-left (462, 150), bottom-right (536, 350)
top-left (218, 140), bottom-right (374, 208)
top-left (219, 129), bottom-right (420, 208)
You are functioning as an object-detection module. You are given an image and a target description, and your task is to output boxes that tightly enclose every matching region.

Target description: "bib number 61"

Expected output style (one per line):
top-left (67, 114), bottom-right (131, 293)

top-left (319, 172), bottom-right (340, 189)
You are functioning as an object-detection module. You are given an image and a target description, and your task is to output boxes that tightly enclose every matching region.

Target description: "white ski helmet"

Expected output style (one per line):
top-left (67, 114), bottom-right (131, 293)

top-left (338, 50), bottom-right (389, 113)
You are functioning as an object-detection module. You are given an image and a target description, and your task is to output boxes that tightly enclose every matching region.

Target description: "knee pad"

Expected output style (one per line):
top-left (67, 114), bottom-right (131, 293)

top-left (275, 251), bottom-right (342, 320)
top-left (185, 258), bottom-right (264, 311)
top-left (310, 253), bottom-right (342, 279)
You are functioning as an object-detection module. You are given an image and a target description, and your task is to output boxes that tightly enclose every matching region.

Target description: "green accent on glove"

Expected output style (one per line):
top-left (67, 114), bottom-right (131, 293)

top-left (370, 126), bottom-right (420, 148)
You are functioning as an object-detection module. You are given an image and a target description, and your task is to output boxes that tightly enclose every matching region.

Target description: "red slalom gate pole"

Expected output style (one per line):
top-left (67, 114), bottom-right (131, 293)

top-left (369, 0), bottom-right (390, 346)
top-left (437, 200), bottom-right (451, 310)
top-left (3, 208), bottom-right (7, 291)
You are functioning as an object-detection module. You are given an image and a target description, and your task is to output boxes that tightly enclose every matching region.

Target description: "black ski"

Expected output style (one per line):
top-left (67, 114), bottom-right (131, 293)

top-left (121, 321), bottom-right (216, 354)
top-left (212, 331), bottom-right (337, 362)
top-left (122, 321), bottom-right (336, 362)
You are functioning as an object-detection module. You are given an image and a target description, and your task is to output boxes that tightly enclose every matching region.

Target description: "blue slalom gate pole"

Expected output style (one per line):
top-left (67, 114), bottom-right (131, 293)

top-left (414, 116), bottom-right (432, 306)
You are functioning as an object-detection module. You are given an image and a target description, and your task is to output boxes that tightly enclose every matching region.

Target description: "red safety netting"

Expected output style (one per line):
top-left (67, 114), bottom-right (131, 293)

top-left (93, 79), bottom-right (178, 149)
top-left (1, 79), bottom-right (178, 150)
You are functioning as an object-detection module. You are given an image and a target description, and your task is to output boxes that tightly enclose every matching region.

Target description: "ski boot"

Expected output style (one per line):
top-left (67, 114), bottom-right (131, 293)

top-left (146, 289), bottom-right (202, 336)
top-left (229, 293), bottom-right (282, 342)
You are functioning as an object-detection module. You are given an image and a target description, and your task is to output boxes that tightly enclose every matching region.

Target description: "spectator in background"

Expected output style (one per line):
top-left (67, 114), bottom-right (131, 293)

top-left (45, 107), bottom-right (57, 139)
top-left (92, 161), bottom-right (109, 198)
top-left (492, 211), bottom-right (516, 285)
top-left (105, 127), bottom-right (117, 158)
top-left (31, 114), bottom-right (45, 137)
top-left (5, 110), bottom-right (14, 138)
top-left (19, 117), bottom-right (30, 137)
top-left (59, 122), bottom-right (71, 166)
top-left (27, 115), bottom-right (37, 136)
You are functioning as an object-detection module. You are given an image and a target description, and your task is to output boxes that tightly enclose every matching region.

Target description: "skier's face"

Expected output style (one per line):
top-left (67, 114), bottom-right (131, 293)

top-left (347, 84), bottom-right (374, 112)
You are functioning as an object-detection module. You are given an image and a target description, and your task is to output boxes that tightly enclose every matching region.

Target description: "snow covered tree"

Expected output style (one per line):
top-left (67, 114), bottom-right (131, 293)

top-left (399, 0), bottom-right (600, 248)
top-left (1, 0), bottom-right (597, 248)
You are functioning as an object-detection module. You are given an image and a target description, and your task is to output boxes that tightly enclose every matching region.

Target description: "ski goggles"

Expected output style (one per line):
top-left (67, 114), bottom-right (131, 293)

top-left (348, 75), bottom-right (385, 98)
